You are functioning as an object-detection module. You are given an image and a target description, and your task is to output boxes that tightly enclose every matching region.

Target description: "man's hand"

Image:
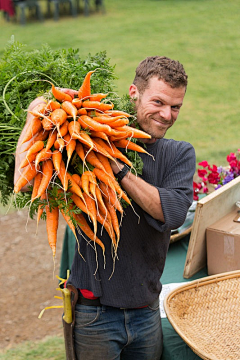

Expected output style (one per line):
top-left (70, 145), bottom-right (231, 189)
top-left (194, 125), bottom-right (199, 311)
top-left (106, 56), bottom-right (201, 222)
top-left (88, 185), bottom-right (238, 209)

top-left (61, 88), bottom-right (78, 99)
top-left (110, 159), bottom-right (165, 222)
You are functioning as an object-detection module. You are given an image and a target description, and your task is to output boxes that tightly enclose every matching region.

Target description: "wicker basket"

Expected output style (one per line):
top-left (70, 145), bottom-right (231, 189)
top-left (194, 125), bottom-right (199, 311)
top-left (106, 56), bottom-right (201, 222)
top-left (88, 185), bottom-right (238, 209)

top-left (164, 270), bottom-right (240, 360)
top-left (170, 226), bottom-right (192, 243)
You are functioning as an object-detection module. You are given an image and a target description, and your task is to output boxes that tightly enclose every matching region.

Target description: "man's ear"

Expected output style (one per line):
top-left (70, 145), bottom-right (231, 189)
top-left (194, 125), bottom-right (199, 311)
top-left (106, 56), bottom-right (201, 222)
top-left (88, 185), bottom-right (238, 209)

top-left (129, 84), bottom-right (139, 100)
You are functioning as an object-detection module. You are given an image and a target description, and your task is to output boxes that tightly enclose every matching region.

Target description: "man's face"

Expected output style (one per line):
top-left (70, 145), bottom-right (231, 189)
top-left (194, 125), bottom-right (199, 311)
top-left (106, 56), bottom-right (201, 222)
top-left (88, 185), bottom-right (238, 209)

top-left (129, 77), bottom-right (186, 143)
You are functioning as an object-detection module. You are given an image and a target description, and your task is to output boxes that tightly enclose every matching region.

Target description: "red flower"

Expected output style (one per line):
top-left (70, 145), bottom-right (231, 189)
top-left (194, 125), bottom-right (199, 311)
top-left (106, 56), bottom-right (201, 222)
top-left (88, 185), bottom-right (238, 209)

top-left (227, 153), bottom-right (236, 163)
top-left (198, 160), bottom-right (209, 167)
top-left (208, 164), bottom-right (218, 172)
top-left (207, 171), bottom-right (220, 184)
top-left (198, 169), bottom-right (207, 179)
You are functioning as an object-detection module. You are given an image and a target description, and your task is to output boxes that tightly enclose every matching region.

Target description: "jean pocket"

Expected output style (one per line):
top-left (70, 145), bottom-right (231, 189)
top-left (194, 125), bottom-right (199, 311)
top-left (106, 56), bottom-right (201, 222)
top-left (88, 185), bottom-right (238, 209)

top-left (75, 304), bottom-right (100, 328)
top-left (147, 297), bottom-right (160, 311)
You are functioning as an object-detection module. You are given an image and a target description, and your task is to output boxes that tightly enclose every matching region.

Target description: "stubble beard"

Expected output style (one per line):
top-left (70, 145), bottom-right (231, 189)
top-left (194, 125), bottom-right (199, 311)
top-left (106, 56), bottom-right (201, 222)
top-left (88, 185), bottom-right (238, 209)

top-left (135, 99), bottom-right (170, 140)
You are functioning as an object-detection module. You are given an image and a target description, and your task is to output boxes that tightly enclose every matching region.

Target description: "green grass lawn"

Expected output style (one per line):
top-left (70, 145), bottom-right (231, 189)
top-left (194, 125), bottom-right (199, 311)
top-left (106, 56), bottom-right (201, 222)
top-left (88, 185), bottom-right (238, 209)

top-left (0, 0), bottom-right (239, 357)
top-left (0, 336), bottom-right (65, 360)
top-left (1, 0), bottom-right (239, 166)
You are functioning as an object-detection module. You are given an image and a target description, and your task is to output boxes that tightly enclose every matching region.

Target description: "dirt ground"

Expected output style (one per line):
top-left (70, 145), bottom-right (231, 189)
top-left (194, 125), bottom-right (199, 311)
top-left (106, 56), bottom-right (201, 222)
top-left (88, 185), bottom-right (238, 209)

top-left (0, 208), bottom-right (68, 350)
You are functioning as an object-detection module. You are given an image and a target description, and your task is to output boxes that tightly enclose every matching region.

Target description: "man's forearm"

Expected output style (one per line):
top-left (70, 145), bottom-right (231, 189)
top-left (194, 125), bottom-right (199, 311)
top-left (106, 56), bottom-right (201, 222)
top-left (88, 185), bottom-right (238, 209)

top-left (118, 170), bottom-right (165, 222)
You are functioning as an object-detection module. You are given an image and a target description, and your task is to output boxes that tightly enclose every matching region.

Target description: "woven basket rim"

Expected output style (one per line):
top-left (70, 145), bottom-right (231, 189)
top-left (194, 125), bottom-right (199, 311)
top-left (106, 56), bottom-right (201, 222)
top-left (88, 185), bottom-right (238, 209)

top-left (164, 270), bottom-right (240, 360)
top-left (170, 225), bottom-right (192, 243)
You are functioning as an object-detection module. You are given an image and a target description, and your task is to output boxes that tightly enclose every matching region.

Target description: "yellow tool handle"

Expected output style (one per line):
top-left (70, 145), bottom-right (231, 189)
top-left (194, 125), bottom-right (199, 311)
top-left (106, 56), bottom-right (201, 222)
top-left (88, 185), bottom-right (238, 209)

top-left (62, 288), bottom-right (72, 324)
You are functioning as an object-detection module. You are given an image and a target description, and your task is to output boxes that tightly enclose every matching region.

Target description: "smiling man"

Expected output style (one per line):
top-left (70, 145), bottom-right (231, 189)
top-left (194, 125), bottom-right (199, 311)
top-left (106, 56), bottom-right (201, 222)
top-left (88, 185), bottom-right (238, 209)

top-left (69, 56), bottom-right (196, 360)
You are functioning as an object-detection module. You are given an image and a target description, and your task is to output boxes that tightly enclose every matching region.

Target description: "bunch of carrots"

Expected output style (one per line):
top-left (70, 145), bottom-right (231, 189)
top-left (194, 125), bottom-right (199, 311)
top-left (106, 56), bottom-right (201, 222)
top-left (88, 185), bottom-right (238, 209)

top-left (14, 70), bottom-right (152, 264)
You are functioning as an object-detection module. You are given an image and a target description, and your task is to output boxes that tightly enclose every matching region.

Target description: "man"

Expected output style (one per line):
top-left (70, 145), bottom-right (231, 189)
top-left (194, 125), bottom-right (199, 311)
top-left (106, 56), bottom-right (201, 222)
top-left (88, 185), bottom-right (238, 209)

top-left (15, 56), bottom-right (195, 360)
top-left (67, 56), bottom-right (196, 359)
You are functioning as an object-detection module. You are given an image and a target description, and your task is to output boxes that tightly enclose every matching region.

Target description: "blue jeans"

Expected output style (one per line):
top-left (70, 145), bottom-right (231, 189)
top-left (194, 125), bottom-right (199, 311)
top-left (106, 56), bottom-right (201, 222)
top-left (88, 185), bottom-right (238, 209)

top-left (74, 298), bottom-right (162, 360)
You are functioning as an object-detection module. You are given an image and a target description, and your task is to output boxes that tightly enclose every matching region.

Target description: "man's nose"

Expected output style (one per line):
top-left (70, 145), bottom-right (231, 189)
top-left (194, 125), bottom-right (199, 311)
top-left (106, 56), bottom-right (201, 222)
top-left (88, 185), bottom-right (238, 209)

top-left (159, 105), bottom-right (171, 120)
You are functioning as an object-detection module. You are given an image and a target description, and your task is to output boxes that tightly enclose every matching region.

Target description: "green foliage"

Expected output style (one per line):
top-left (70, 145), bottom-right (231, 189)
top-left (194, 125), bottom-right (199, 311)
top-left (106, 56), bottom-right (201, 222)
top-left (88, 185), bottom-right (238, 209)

top-left (0, 40), bottom-right (138, 206)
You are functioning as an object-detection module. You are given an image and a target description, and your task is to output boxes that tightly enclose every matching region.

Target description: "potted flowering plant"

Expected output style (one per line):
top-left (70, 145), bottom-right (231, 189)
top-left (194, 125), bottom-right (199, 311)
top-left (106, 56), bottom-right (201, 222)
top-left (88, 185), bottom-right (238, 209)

top-left (194, 150), bottom-right (240, 201)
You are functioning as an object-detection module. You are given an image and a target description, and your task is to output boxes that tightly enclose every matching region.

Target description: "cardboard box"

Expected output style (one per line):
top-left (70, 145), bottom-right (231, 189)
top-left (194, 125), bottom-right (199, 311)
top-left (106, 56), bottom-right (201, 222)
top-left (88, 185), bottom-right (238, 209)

top-left (206, 210), bottom-right (240, 275)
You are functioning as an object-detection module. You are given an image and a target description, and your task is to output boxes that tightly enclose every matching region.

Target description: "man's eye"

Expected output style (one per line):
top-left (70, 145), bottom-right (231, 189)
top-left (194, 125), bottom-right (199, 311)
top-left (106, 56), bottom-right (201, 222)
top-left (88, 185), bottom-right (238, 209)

top-left (154, 100), bottom-right (162, 105)
top-left (171, 106), bottom-right (180, 111)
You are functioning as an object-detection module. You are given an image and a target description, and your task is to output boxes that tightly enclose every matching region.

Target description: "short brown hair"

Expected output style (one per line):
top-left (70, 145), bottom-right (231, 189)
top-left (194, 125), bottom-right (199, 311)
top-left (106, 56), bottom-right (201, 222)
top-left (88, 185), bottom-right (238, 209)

top-left (133, 56), bottom-right (188, 93)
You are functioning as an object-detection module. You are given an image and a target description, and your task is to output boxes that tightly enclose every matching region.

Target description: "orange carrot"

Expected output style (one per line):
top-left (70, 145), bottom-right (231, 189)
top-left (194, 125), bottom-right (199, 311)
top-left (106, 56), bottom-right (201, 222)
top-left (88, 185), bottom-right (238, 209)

top-left (89, 93), bottom-right (108, 102)
top-left (57, 160), bottom-right (68, 191)
top-left (74, 212), bottom-right (105, 254)
top-left (75, 141), bottom-right (85, 162)
top-left (66, 172), bottom-right (85, 202)
top-left (95, 184), bottom-right (107, 211)
top-left (82, 101), bottom-right (114, 112)
top-left (89, 130), bottom-right (110, 143)
top-left (37, 159), bottom-right (54, 198)
top-left (36, 191), bottom-right (46, 229)
top-left (14, 163), bottom-right (40, 193)
top-left (78, 70), bottom-right (95, 100)
top-left (21, 117), bottom-right (43, 145)
top-left (91, 138), bottom-right (115, 161)
top-left (105, 110), bottom-right (131, 117)
top-left (79, 132), bottom-right (95, 151)
top-left (104, 200), bottom-right (120, 245)
top-left (93, 168), bottom-right (116, 193)
top-left (113, 139), bottom-right (151, 155)
top-left (92, 115), bottom-right (125, 124)
top-left (51, 108), bottom-right (68, 128)
top-left (96, 188), bottom-right (112, 224)
top-left (99, 182), bottom-right (123, 214)
top-left (45, 100), bottom-right (61, 112)
top-left (20, 129), bottom-right (49, 153)
top-left (109, 134), bottom-right (130, 142)
top-left (84, 149), bottom-right (106, 172)
top-left (69, 194), bottom-right (87, 216)
top-left (72, 98), bottom-right (82, 109)
top-left (61, 101), bottom-right (78, 121)
top-left (19, 153), bottom-right (37, 169)
top-left (94, 167), bottom-right (131, 205)
top-left (108, 118), bottom-right (129, 127)
top-left (64, 133), bottom-right (76, 168)
top-left (94, 138), bottom-right (132, 167)
top-left (35, 148), bottom-right (52, 168)
top-left (41, 116), bottom-right (54, 131)
top-left (26, 140), bottom-right (45, 158)
top-left (45, 203), bottom-right (59, 257)
top-left (71, 174), bottom-right (82, 188)
top-left (58, 120), bottom-right (69, 138)
top-left (78, 115), bottom-right (112, 134)
top-left (95, 152), bottom-right (115, 179)
top-left (89, 181), bottom-right (97, 205)
top-left (68, 121), bottom-right (94, 150)
top-left (54, 138), bottom-right (65, 152)
top-left (52, 149), bottom-right (62, 173)
top-left (82, 193), bottom-right (98, 237)
top-left (81, 171), bottom-right (91, 196)
top-left (77, 108), bottom-right (88, 115)
top-left (31, 172), bottom-right (43, 203)
top-left (96, 212), bottom-right (116, 248)
top-left (117, 126), bottom-right (151, 139)
top-left (51, 84), bottom-right (72, 102)
top-left (46, 130), bottom-right (57, 151)
top-left (59, 207), bottom-right (78, 241)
